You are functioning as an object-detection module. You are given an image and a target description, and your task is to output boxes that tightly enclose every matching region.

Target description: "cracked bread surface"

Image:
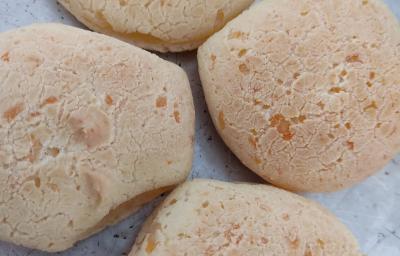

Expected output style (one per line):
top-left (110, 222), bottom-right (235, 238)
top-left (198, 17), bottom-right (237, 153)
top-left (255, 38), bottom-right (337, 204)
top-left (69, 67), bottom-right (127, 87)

top-left (0, 23), bottom-right (195, 252)
top-left (198, 0), bottom-right (400, 192)
top-left (130, 179), bottom-right (362, 256)
top-left (58, 0), bottom-right (254, 52)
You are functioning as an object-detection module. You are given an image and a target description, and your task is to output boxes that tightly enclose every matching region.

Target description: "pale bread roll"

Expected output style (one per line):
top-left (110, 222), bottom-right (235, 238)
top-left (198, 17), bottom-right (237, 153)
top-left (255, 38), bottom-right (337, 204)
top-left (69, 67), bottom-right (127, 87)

top-left (58, 0), bottom-right (254, 52)
top-left (0, 23), bottom-right (194, 252)
top-left (130, 179), bottom-right (362, 256)
top-left (198, 0), bottom-right (400, 192)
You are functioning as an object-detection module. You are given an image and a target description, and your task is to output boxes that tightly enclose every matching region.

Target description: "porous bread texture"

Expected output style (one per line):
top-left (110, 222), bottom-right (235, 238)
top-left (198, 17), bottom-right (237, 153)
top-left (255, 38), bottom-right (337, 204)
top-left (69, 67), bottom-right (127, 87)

top-left (0, 23), bottom-right (195, 252)
top-left (130, 179), bottom-right (362, 256)
top-left (198, 0), bottom-right (400, 192)
top-left (58, 0), bottom-right (254, 52)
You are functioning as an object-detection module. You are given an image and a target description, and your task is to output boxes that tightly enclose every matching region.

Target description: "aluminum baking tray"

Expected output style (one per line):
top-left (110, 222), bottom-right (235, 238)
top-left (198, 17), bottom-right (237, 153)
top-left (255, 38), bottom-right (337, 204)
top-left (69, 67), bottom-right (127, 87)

top-left (0, 1), bottom-right (399, 255)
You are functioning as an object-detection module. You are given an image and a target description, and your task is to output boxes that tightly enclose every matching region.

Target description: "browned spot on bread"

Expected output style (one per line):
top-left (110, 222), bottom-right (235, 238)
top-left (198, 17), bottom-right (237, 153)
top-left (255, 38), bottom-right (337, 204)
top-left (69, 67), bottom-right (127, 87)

top-left (119, 0), bottom-right (128, 6)
top-left (270, 114), bottom-right (285, 127)
top-left (270, 114), bottom-right (294, 141)
top-left (340, 70), bottom-right (348, 77)
top-left (238, 49), bottom-right (247, 57)
top-left (229, 31), bottom-right (244, 39)
top-left (145, 235), bottom-right (157, 253)
top-left (239, 63), bottom-right (250, 74)
top-left (34, 176), bottom-right (41, 188)
top-left (28, 134), bottom-right (42, 163)
top-left (369, 71), bottom-right (376, 80)
top-left (346, 53), bottom-right (363, 63)
top-left (364, 101), bottom-right (378, 111)
top-left (69, 107), bottom-right (111, 150)
top-left (291, 115), bottom-right (306, 124)
top-left (288, 237), bottom-right (300, 249)
top-left (254, 99), bottom-right (262, 105)
top-left (202, 201), bottom-right (209, 208)
top-left (67, 220), bottom-right (74, 228)
top-left (366, 81), bottom-right (373, 87)
top-left (214, 9), bottom-right (225, 29)
top-left (317, 101), bottom-right (325, 110)
top-left (300, 10), bottom-right (309, 16)
top-left (105, 95), bottom-right (113, 105)
top-left (345, 122), bottom-right (352, 129)
top-left (166, 160), bottom-right (172, 165)
top-left (317, 239), bottom-right (325, 249)
top-left (362, 0), bottom-right (369, 5)
top-left (40, 96), bottom-right (58, 108)
top-left (304, 248), bottom-right (313, 256)
top-left (248, 136), bottom-right (258, 149)
top-left (173, 111), bottom-right (181, 123)
top-left (169, 199), bottom-right (177, 205)
top-left (282, 213), bottom-right (290, 221)
top-left (255, 157), bottom-right (262, 165)
top-left (48, 147), bottom-right (60, 157)
top-left (210, 54), bottom-right (216, 62)
top-left (261, 237), bottom-right (269, 244)
top-left (235, 233), bottom-right (244, 245)
top-left (26, 55), bottom-right (43, 68)
top-left (48, 183), bottom-right (59, 192)
top-left (329, 87), bottom-right (345, 94)
top-left (4, 103), bottom-right (24, 122)
top-left (1, 51), bottom-right (9, 62)
top-left (347, 141), bottom-right (354, 150)
top-left (277, 79), bottom-right (284, 85)
top-left (156, 96), bottom-right (167, 108)
top-left (293, 73), bottom-right (301, 79)
top-left (218, 111), bottom-right (225, 129)
top-left (29, 111), bottom-right (41, 117)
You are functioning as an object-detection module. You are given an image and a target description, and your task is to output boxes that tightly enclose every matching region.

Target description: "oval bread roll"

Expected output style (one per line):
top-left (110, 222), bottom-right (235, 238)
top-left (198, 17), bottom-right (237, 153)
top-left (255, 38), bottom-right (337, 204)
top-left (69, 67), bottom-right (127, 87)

top-left (198, 0), bottom-right (400, 192)
top-left (130, 179), bottom-right (362, 256)
top-left (58, 0), bottom-right (254, 52)
top-left (0, 23), bottom-right (194, 252)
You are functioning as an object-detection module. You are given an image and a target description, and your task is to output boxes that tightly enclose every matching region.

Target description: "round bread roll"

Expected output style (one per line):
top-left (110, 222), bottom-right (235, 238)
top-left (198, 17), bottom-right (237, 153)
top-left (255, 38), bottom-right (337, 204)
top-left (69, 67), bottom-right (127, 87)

top-left (198, 0), bottom-right (400, 192)
top-left (58, 0), bottom-right (254, 52)
top-left (130, 179), bottom-right (362, 255)
top-left (0, 23), bottom-right (194, 252)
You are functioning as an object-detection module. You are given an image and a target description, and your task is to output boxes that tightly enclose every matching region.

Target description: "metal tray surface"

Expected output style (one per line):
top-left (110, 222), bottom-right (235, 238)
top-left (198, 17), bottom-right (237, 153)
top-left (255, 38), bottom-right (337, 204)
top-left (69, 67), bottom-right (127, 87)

top-left (0, 1), bottom-right (399, 255)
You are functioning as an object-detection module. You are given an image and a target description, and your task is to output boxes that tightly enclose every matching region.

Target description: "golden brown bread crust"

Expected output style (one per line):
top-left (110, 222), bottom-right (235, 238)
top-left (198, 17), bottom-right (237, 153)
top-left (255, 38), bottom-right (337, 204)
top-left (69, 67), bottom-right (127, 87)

top-left (130, 179), bottom-right (362, 256)
top-left (58, 0), bottom-right (254, 52)
top-left (0, 23), bottom-right (195, 252)
top-left (198, 0), bottom-right (400, 192)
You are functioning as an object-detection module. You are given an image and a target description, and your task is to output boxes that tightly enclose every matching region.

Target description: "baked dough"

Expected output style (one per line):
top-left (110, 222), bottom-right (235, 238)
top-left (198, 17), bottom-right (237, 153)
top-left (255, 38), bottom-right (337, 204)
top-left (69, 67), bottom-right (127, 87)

top-left (0, 23), bottom-right (194, 252)
top-left (198, 0), bottom-right (400, 192)
top-left (130, 179), bottom-right (362, 256)
top-left (58, 0), bottom-right (254, 52)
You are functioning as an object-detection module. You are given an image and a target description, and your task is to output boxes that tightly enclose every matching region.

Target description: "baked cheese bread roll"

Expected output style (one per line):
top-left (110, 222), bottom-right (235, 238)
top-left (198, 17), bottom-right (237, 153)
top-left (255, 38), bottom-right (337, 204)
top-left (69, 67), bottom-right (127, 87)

top-left (59, 0), bottom-right (254, 52)
top-left (198, 0), bottom-right (400, 192)
top-left (0, 23), bottom-right (194, 252)
top-left (131, 179), bottom-right (362, 256)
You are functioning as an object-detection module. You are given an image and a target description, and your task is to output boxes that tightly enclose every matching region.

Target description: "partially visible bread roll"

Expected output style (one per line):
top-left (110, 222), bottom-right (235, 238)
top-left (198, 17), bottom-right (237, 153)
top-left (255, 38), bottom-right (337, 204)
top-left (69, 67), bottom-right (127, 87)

top-left (58, 0), bottom-right (254, 52)
top-left (131, 179), bottom-right (362, 256)
top-left (198, 0), bottom-right (400, 192)
top-left (0, 23), bottom-right (194, 252)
